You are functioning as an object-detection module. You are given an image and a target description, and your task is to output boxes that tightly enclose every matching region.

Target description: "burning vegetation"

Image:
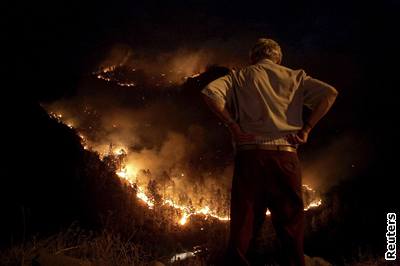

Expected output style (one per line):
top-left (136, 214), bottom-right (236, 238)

top-left (48, 103), bottom-right (322, 228)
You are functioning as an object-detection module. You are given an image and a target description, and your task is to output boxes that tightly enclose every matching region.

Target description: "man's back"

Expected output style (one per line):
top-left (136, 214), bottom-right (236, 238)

top-left (230, 59), bottom-right (306, 137)
top-left (203, 58), bottom-right (337, 139)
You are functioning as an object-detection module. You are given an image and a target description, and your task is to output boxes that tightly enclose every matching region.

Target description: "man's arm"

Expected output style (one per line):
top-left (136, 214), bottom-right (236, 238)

top-left (202, 94), bottom-right (255, 143)
top-left (305, 91), bottom-right (338, 130)
top-left (294, 92), bottom-right (338, 144)
top-left (291, 75), bottom-right (338, 144)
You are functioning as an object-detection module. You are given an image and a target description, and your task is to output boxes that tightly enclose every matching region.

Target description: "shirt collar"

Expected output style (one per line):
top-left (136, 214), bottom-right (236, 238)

top-left (258, 58), bottom-right (275, 64)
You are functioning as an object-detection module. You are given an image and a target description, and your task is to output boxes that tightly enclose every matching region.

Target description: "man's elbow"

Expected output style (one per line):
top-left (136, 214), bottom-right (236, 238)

top-left (327, 86), bottom-right (338, 99)
top-left (327, 87), bottom-right (338, 106)
top-left (331, 87), bottom-right (339, 97)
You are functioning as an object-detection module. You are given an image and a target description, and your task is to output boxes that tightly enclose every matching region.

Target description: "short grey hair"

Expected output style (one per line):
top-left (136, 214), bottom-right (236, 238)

top-left (249, 38), bottom-right (282, 64)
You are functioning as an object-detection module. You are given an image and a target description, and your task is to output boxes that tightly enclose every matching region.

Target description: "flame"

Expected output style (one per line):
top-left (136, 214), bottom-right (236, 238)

top-left (302, 184), bottom-right (323, 210)
top-left (171, 251), bottom-right (195, 262)
top-left (49, 112), bottom-right (63, 121)
top-left (304, 199), bottom-right (323, 211)
top-left (104, 146), bottom-right (323, 224)
top-left (179, 213), bottom-right (190, 225)
top-left (116, 155), bottom-right (319, 224)
top-left (116, 169), bottom-right (128, 178)
top-left (303, 184), bottom-right (314, 191)
top-left (49, 112), bottom-right (323, 226)
top-left (114, 148), bottom-right (126, 156)
top-left (93, 67), bottom-right (136, 87)
top-left (136, 189), bottom-right (154, 208)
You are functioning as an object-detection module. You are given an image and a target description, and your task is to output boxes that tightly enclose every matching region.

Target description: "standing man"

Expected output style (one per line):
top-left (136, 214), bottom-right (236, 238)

top-left (201, 38), bottom-right (338, 266)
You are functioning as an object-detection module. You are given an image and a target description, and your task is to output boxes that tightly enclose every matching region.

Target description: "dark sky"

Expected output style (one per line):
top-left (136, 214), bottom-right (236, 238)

top-left (6, 0), bottom-right (399, 196)
top-left (7, 0), bottom-right (396, 101)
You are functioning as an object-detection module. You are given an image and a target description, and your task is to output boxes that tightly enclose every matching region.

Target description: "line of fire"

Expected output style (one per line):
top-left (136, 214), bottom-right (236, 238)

top-left (48, 111), bottom-right (323, 226)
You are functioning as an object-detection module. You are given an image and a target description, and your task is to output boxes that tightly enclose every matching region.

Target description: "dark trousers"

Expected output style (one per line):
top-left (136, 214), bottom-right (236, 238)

top-left (225, 150), bottom-right (305, 266)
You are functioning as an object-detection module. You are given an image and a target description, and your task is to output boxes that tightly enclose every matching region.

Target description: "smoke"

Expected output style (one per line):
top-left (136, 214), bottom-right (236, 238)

top-left (45, 43), bottom-right (234, 214)
top-left (93, 42), bottom-right (242, 86)
top-left (96, 44), bottom-right (134, 72)
top-left (301, 132), bottom-right (372, 192)
top-left (125, 131), bottom-right (231, 214)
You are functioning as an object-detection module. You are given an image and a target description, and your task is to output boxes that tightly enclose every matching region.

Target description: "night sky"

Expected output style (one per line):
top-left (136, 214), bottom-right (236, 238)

top-left (8, 0), bottom-right (397, 117)
top-left (5, 0), bottom-right (399, 238)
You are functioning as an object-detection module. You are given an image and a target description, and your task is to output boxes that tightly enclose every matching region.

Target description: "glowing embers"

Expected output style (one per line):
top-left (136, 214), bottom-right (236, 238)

top-left (163, 200), bottom-right (230, 226)
top-left (93, 66), bottom-right (137, 87)
top-left (92, 65), bottom-right (200, 88)
top-left (179, 213), bottom-right (190, 226)
top-left (302, 184), bottom-right (323, 210)
top-left (49, 112), bottom-right (75, 129)
top-left (304, 199), bottom-right (323, 211)
top-left (91, 142), bottom-right (323, 225)
top-left (136, 189), bottom-right (155, 208)
top-left (113, 147), bottom-right (321, 225)
top-left (170, 251), bottom-right (195, 263)
top-left (46, 110), bottom-right (324, 226)
top-left (261, 184), bottom-right (323, 216)
top-left (116, 168), bottom-right (128, 179)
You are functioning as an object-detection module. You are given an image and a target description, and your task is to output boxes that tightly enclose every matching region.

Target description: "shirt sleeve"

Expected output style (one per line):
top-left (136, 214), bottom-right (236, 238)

top-left (301, 74), bottom-right (338, 110)
top-left (201, 74), bottom-right (234, 107)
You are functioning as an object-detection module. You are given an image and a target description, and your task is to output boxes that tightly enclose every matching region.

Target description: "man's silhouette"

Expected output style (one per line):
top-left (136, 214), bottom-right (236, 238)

top-left (201, 38), bottom-right (338, 266)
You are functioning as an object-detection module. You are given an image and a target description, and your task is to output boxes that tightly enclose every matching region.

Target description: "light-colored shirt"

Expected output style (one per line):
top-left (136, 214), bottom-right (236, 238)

top-left (201, 59), bottom-right (338, 143)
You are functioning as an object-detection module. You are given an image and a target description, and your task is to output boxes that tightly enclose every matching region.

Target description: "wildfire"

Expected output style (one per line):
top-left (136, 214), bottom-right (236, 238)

top-left (93, 67), bottom-right (137, 87)
top-left (49, 112), bottom-right (63, 121)
top-left (49, 112), bottom-right (75, 129)
top-left (179, 213), bottom-right (190, 226)
top-left (112, 148), bottom-right (321, 225)
top-left (304, 199), bottom-right (323, 211)
top-left (136, 189), bottom-right (155, 208)
top-left (116, 169), bottom-right (128, 179)
top-left (93, 64), bottom-right (202, 88)
top-left (48, 112), bottom-right (323, 226)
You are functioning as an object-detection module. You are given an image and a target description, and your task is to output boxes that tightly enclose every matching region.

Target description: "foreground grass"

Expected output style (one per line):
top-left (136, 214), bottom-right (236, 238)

top-left (0, 226), bottom-right (152, 266)
top-left (0, 223), bottom-right (390, 266)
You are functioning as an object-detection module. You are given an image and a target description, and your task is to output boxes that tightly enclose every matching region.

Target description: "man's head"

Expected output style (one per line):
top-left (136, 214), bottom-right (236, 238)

top-left (249, 38), bottom-right (282, 64)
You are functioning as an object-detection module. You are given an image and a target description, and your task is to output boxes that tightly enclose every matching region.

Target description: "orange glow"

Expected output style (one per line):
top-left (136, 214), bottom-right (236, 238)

top-left (136, 189), bottom-right (155, 208)
top-left (49, 113), bottom-right (323, 226)
top-left (304, 199), bottom-right (323, 211)
top-left (179, 213), bottom-right (190, 225)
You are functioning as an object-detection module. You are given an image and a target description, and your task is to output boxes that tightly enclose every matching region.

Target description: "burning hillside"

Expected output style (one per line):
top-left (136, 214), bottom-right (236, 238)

top-left (91, 44), bottom-right (214, 89)
top-left (47, 104), bottom-right (322, 227)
